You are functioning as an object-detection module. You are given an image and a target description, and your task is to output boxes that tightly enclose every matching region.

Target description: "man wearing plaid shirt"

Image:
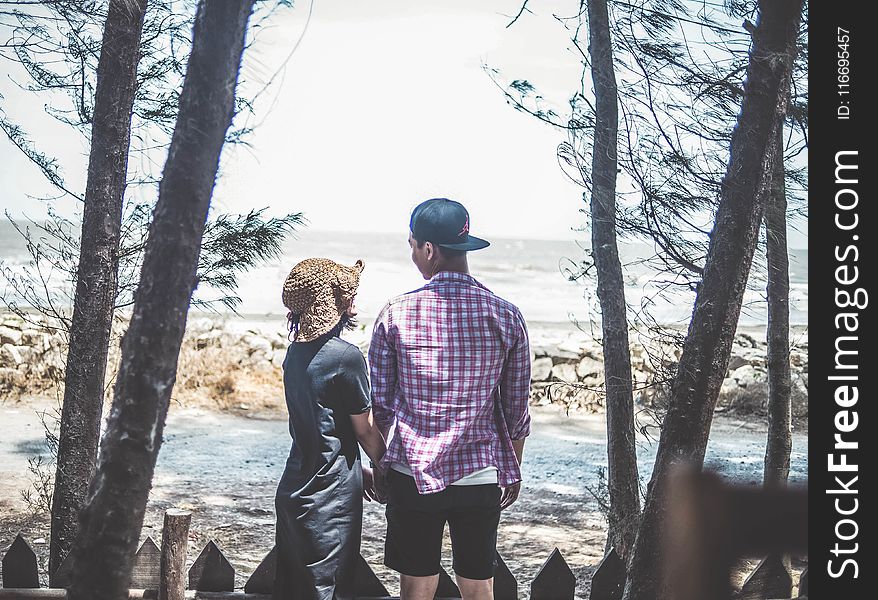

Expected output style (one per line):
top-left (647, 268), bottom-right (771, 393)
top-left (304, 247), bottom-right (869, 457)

top-left (369, 198), bottom-right (532, 600)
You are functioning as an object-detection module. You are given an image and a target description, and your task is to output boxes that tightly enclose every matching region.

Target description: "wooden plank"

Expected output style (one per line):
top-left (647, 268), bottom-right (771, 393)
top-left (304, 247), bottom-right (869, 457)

top-left (435, 565), bottom-right (460, 598)
top-left (188, 541), bottom-right (235, 592)
top-left (159, 509), bottom-right (192, 600)
top-left (2, 534), bottom-right (39, 589)
top-left (243, 547), bottom-right (276, 595)
top-left (354, 553), bottom-right (389, 598)
top-left (130, 537), bottom-right (162, 590)
top-left (530, 548), bottom-right (576, 600)
top-left (739, 556), bottom-right (792, 600)
top-left (589, 548), bottom-right (624, 600)
top-left (493, 552), bottom-right (517, 600)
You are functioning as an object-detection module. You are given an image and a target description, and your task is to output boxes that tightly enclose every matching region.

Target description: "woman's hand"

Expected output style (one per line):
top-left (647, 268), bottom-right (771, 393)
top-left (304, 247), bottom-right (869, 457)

top-left (372, 466), bottom-right (387, 504)
top-left (362, 465), bottom-right (378, 502)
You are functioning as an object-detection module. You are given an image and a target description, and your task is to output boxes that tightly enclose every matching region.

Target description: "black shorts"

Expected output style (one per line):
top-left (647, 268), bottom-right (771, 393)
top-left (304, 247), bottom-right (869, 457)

top-left (383, 469), bottom-right (502, 580)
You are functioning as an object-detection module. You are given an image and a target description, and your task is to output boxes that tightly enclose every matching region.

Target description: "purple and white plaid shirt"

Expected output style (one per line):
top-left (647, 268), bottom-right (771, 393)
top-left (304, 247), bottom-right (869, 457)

top-left (368, 271), bottom-right (531, 494)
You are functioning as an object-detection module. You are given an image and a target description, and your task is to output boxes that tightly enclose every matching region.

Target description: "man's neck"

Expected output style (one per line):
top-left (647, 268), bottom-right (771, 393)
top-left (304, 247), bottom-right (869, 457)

top-left (434, 258), bottom-right (469, 276)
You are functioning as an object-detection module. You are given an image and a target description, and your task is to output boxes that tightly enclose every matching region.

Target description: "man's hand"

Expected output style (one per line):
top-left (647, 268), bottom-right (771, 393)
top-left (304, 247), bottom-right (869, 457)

top-left (500, 481), bottom-right (521, 509)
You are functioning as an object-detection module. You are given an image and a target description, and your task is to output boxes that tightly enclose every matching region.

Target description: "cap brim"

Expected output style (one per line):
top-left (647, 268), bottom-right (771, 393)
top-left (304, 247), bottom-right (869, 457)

top-left (437, 235), bottom-right (490, 251)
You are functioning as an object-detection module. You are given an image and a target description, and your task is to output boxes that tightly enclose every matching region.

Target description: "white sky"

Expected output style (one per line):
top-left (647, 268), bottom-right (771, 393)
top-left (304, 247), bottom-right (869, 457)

top-left (0, 0), bottom-right (807, 247)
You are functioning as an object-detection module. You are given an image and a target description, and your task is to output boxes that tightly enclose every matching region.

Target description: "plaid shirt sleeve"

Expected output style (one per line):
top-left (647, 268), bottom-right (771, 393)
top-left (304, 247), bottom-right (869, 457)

top-left (499, 308), bottom-right (531, 440)
top-left (368, 303), bottom-right (397, 437)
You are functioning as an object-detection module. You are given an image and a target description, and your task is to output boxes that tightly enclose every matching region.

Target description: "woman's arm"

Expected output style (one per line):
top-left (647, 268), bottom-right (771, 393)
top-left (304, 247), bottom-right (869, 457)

top-left (350, 409), bottom-right (386, 466)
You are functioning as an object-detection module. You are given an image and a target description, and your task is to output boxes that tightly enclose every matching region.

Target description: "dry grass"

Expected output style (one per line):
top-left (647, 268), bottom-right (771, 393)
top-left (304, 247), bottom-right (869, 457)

top-left (173, 339), bottom-right (285, 415)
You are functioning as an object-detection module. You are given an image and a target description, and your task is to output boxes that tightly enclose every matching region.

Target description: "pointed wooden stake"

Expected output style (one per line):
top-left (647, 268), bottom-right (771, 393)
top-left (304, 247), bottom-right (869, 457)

top-left (589, 547), bottom-right (624, 600)
top-left (2, 534), bottom-right (39, 589)
top-left (494, 552), bottom-right (518, 600)
top-left (436, 564), bottom-right (461, 598)
top-left (128, 536), bottom-right (161, 590)
top-left (188, 540), bottom-right (235, 592)
top-left (739, 555), bottom-right (792, 600)
top-left (354, 553), bottom-right (389, 597)
top-left (244, 546), bottom-right (277, 594)
top-left (531, 548), bottom-right (576, 600)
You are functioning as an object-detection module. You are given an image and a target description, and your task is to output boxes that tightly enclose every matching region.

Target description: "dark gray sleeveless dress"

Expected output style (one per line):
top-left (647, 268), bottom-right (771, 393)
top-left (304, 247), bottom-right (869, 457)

top-left (273, 333), bottom-right (371, 600)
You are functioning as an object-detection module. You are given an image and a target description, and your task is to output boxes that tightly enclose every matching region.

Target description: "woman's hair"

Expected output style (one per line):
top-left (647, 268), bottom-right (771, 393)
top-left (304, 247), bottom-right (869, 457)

top-left (287, 312), bottom-right (357, 342)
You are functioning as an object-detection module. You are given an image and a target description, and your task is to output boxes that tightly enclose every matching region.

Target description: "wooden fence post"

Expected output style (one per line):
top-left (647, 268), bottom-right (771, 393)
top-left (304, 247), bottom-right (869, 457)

top-left (244, 547), bottom-right (276, 595)
top-left (589, 547), bottom-right (624, 600)
top-left (738, 555), bottom-right (792, 600)
top-left (354, 553), bottom-right (390, 598)
top-left (493, 552), bottom-right (517, 600)
top-left (436, 565), bottom-right (461, 598)
top-left (130, 536), bottom-right (161, 590)
top-left (797, 566), bottom-right (808, 597)
top-left (2, 534), bottom-right (39, 589)
top-left (530, 548), bottom-right (576, 600)
top-left (188, 540), bottom-right (235, 592)
top-left (159, 509), bottom-right (192, 600)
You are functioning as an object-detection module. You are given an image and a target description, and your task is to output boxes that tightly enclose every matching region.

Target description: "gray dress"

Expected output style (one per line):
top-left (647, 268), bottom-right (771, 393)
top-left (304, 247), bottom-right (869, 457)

top-left (274, 333), bottom-right (371, 600)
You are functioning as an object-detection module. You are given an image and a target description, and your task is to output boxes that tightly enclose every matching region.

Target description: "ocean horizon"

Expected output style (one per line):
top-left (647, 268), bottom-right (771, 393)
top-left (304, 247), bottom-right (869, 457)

top-left (0, 222), bottom-right (808, 335)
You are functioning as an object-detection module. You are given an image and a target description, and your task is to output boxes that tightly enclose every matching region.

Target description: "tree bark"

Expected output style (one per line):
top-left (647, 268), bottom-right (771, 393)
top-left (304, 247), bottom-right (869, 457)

top-left (622, 2), bottom-right (803, 598)
top-left (763, 124), bottom-right (792, 489)
top-left (65, 3), bottom-right (254, 599)
top-left (587, 0), bottom-right (641, 563)
top-left (49, 0), bottom-right (148, 582)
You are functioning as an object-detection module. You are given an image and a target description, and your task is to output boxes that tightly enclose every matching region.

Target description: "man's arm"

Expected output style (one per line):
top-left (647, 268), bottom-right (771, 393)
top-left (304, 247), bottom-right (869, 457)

top-left (368, 304), bottom-right (397, 441)
top-left (511, 438), bottom-right (526, 465)
top-left (498, 311), bottom-right (531, 510)
top-left (500, 309), bottom-right (532, 443)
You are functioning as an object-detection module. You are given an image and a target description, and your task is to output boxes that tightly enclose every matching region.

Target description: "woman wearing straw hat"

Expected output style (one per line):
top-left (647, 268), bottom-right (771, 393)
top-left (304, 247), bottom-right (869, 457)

top-left (274, 258), bottom-right (386, 600)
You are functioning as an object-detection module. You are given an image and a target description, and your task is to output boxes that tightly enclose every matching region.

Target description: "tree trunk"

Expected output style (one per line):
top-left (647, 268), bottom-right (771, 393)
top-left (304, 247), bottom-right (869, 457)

top-left (587, 0), bottom-right (640, 563)
top-left (763, 124), bottom-right (792, 489)
top-left (65, 3), bottom-right (254, 599)
top-left (49, 0), bottom-right (147, 582)
top-left (622, 2), bottom-right (803, 599)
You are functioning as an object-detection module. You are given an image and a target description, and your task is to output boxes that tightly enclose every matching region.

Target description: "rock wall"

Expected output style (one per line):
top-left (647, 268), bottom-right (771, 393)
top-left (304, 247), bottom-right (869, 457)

top-left (0, 314), bottom-right (67, 393)
top-left (1, 313), bottom-right (809, 422)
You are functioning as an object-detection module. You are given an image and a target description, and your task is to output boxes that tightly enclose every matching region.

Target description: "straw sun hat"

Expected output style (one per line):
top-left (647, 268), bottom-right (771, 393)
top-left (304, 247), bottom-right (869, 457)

top-left (282, 258), bottom-right (365, 342)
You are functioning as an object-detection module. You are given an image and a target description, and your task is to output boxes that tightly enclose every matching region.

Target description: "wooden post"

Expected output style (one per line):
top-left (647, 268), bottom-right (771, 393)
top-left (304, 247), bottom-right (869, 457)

top-left (159, 509), bottom-right (192, 600)
top-left (493, 552), bottom-right (518, 600)
top-left (130, 537), bottom-right (162, 590)
top-left (188, 540), bottom-right (235, 592)
top-left (530, 548), bottom-right (576, 600)
top-left (589, 548), bottom-right (625, 600)
top-left (2, 534), bottom-right (39, 589)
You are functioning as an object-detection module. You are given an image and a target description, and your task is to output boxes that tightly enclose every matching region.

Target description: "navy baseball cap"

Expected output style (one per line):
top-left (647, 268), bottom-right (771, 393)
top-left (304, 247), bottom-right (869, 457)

top-left (409, 198), bottom-right (490, 251)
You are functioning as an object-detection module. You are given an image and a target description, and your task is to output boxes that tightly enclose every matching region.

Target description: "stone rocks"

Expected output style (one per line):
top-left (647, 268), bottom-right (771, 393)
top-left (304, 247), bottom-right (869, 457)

top-left (576, 356), bottom-right (603, 379)
top-left (0, 326), bottom-right (23, 345)
top-left (531, 357), bottom-right (553, 382)
top-left (270, 349), bottom-right (287, 369)
top-left (552, 362), bottom-right (577, 384)
top-left (0, 344), bottom-right (27, 366)
top-left (525, 330), bottom-right (807, 416)
top-left (730, 364), bottom-right (766, 389)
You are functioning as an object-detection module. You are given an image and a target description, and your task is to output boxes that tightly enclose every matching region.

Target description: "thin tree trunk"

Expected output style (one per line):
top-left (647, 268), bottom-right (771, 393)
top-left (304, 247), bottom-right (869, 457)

top-left (587, 0), bottom-right (640, 563)
top-left (763, 123), bottom-right (792, 489)
top-left (65, 3), bottom-right (254, 599)
top-left (49, 0), bottom-right (147, 581)
top-left (622, 2), bottom-right (803, 598)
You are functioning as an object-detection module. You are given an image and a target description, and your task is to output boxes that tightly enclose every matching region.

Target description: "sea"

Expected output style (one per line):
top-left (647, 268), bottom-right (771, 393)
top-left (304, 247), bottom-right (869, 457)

top-left (0, 222), bottom-right (808, 344)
